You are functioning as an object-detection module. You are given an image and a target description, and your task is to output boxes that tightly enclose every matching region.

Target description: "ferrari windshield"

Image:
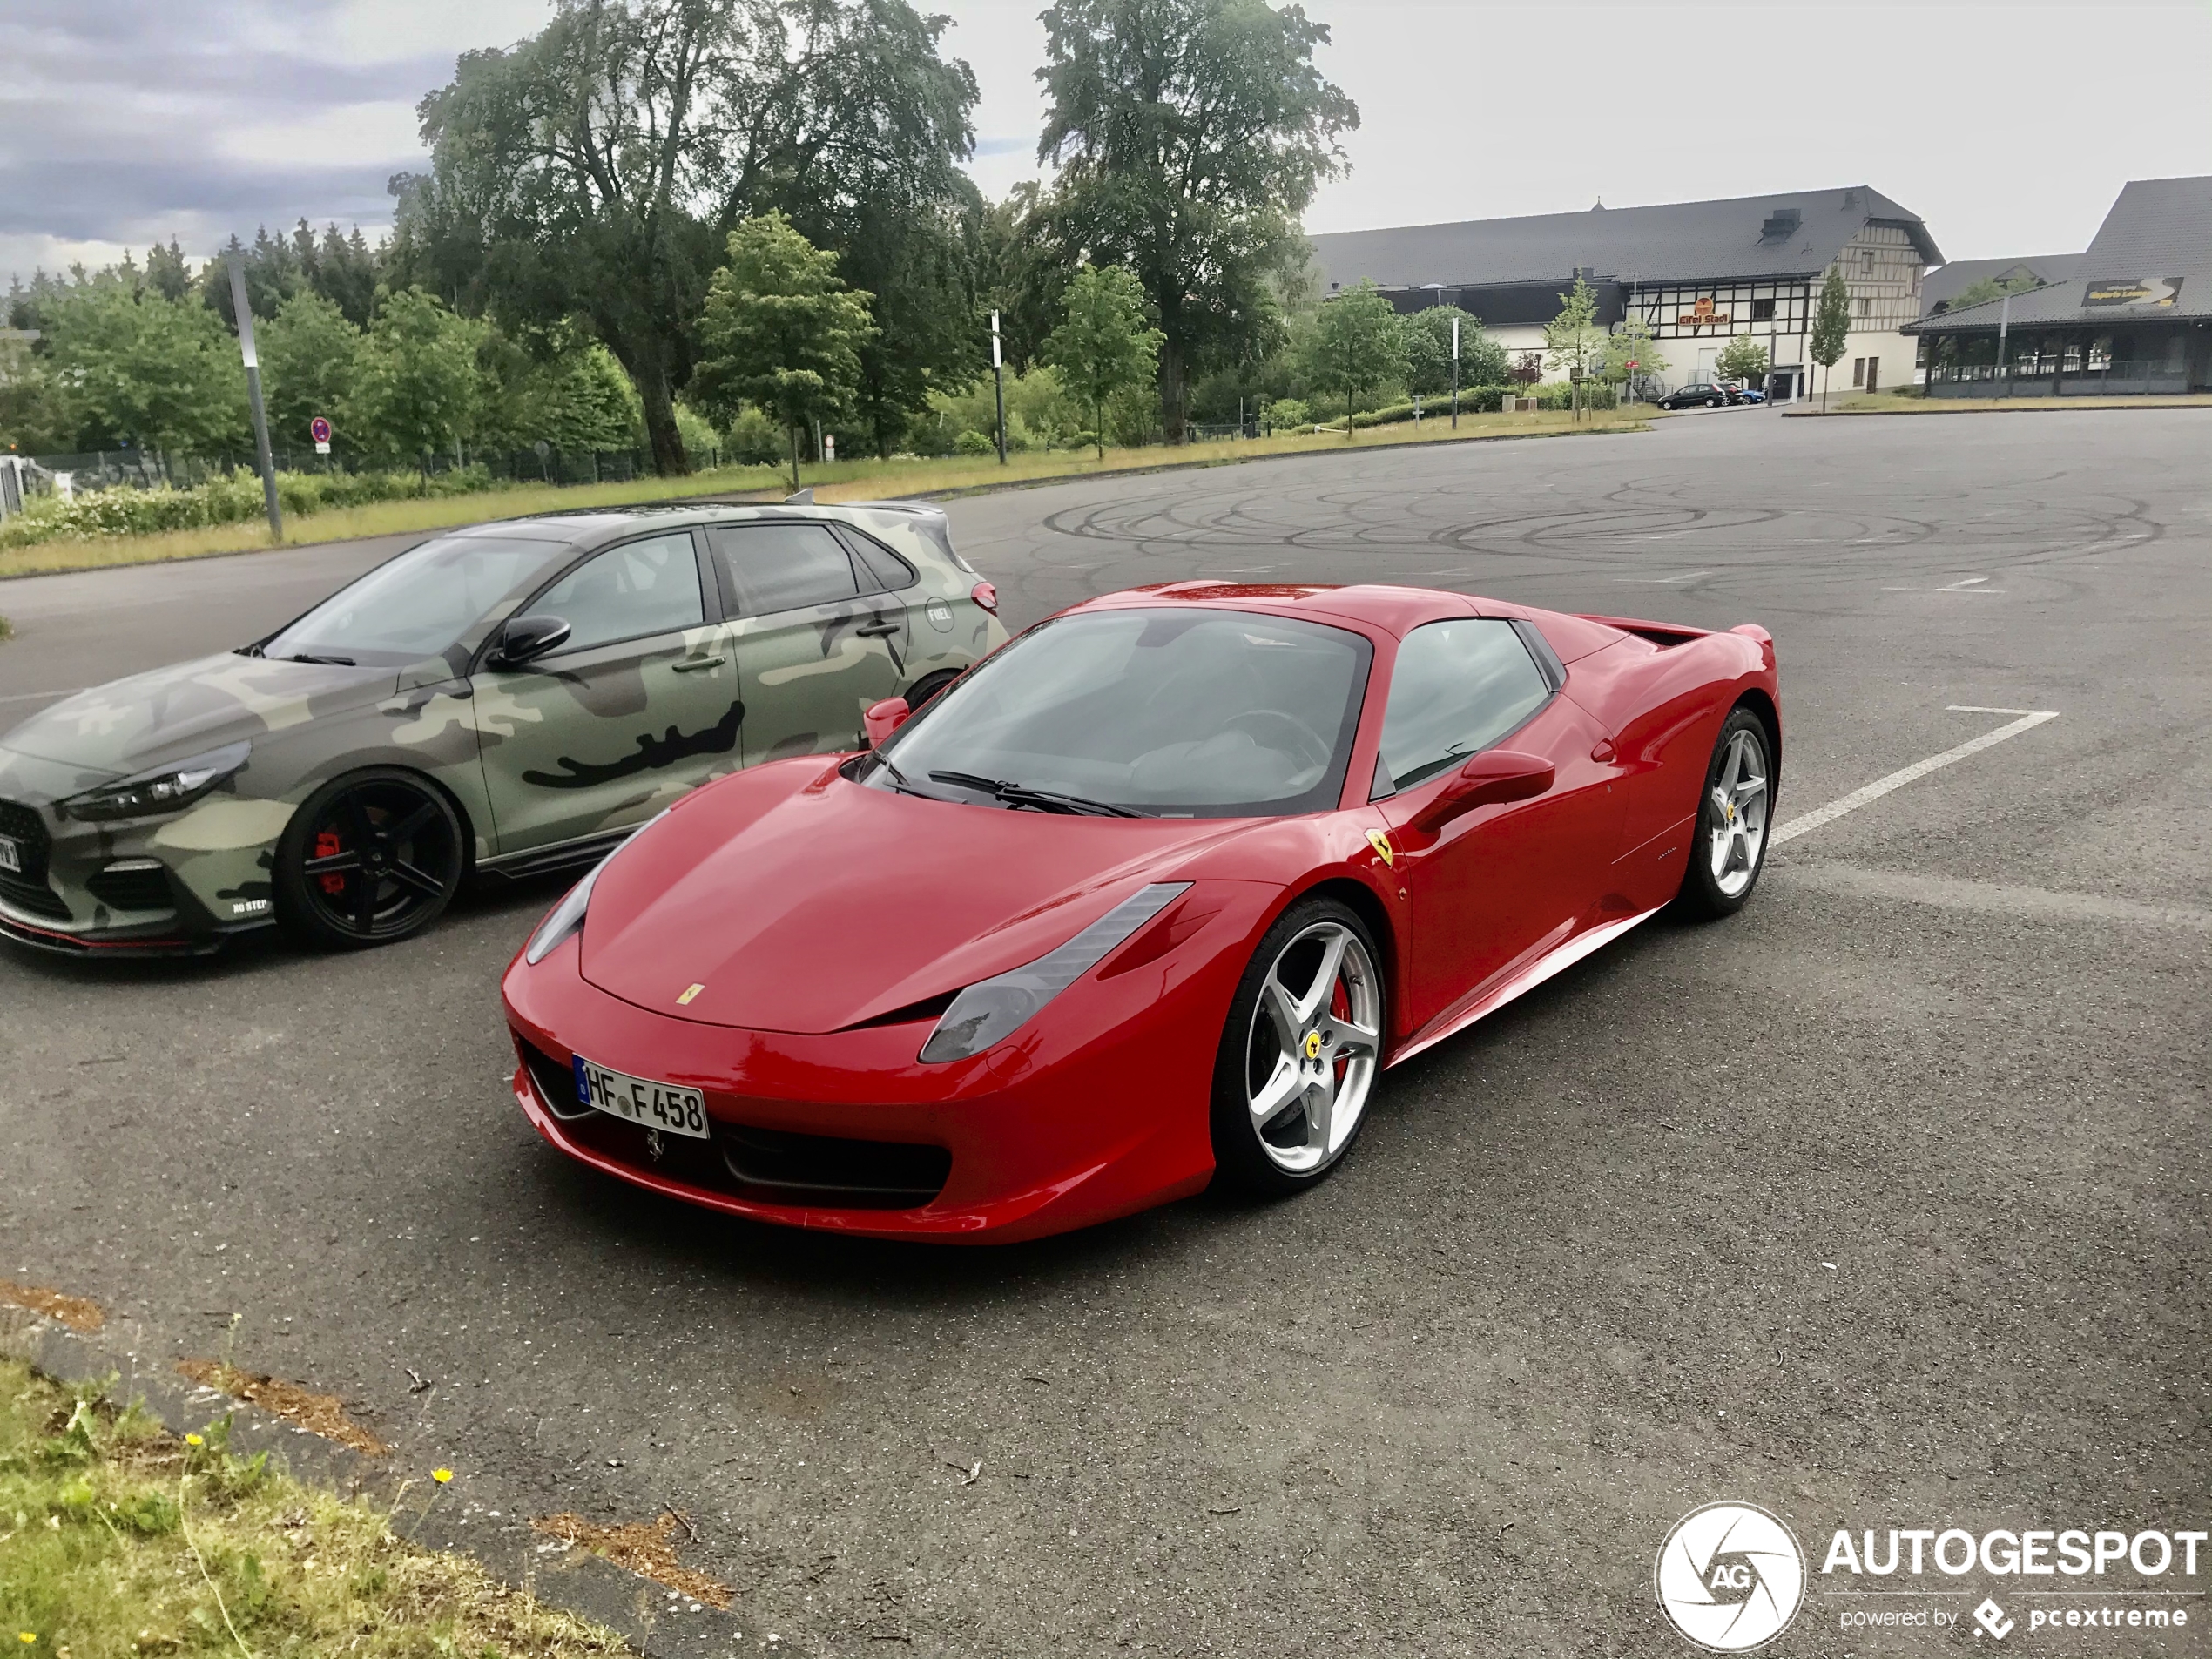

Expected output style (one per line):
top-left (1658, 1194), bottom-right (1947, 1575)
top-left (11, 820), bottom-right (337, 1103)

top-left (256, 535), bottom-right (572, 666)
top-left (873, 607), bottom-right (1371, 817)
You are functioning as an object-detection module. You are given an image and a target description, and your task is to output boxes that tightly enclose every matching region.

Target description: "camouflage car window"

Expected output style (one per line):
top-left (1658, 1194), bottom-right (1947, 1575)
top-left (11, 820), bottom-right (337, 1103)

top-left (260, 536), bottom-right (569, 666)
top-left (708, 523), bottom-right (865, 616)
top-left (843, 529), bottom-right (918, 592)
top-left (534, 533), bottom-right (705, 653)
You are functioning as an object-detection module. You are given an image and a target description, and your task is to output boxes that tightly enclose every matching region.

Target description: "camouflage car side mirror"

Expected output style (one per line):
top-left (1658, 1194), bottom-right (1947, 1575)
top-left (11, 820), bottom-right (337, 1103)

top-left (488, 615), bottom-right (572, 671)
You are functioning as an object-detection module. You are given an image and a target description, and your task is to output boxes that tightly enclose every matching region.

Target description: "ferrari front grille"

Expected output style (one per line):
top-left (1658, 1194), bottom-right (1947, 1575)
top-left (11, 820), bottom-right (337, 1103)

top-left (720, 1125), bottom-right (951, 1209)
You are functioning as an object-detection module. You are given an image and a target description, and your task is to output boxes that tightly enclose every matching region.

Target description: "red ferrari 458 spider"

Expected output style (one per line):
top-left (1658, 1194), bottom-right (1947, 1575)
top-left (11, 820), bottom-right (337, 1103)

top-left (502, 582), bottom-right (1779, 1242)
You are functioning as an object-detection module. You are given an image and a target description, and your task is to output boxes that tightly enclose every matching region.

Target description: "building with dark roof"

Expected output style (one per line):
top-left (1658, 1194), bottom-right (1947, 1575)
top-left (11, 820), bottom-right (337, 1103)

top-left (1920, 255), bottom-right (2080, 316)
top-left (1306, 185), bottom-right (1943, 401)
top-left (1905, 177), bottom-right (2212, 396)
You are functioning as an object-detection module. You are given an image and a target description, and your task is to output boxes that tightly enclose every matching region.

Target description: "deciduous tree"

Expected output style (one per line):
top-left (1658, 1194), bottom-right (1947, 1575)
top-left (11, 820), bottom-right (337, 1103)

top-left (401, 0), bottom-right (976, 476)
top-left (1300, 280), bottom-right (1406, 440)
top-left (1042, 265), bottom-right (1163, 458)
top-left (1811, 264), bottom-right (1851, 408)
top-left (43, 283), bottom-right (241, 457)
top-left (349, 288), bottom-right (484, 481)
top-left (1543, 275), bottom-right (1607, 421)
top-left (1402, 305), bottom-right (1510, 398)
top-left (1035, 0), bottom-right (1358, 442)
top-left (691, 213), bottom-right (876, 489)
top-left (1714, 333), bottom-right (1769, 387)
top-left (1605, 310), bottom-right (1669, 401)
top-left (258, 292), bottom-right (363, 459)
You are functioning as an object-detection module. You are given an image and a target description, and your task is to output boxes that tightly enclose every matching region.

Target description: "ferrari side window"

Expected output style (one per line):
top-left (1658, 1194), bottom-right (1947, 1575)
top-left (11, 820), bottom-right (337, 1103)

top-left (1375, 619), bottom-right (1551, 796)
top-left (533, 533), bottom-right (705, 654)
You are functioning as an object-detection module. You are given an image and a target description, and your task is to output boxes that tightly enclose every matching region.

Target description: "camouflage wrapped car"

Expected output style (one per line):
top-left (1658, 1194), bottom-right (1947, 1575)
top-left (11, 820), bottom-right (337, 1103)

top-left (0, 502), bottom-right (1006, 954)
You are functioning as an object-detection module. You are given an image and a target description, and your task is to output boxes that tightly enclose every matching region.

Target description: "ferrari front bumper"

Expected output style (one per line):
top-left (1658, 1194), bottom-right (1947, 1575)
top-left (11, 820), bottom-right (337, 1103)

top-left (501, 916), bottom-right (1257, 1243)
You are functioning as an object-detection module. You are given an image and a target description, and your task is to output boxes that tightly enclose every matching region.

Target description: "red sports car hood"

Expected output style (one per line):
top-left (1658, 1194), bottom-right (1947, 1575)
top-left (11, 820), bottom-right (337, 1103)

top-left (578, 760), bottom-right (1255, 1034)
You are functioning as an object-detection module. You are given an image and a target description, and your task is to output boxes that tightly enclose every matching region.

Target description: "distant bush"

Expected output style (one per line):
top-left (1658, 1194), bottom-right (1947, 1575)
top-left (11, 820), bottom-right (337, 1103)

top-left (0, 464), bottom-right (507, 549)
top-left (1265, 399), bottom-right (1311, 432)
top-left (723, 406), bottom-right (785, 466)
top-left (1533, 381), bottom-right (1617, 411)
top-left (954, 429), bottom-right (995, 456)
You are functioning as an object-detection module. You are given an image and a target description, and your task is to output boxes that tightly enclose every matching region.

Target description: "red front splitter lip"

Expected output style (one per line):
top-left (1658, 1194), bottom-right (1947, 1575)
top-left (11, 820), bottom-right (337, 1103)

top-left (502, 936), bottom-right (1223, 1244)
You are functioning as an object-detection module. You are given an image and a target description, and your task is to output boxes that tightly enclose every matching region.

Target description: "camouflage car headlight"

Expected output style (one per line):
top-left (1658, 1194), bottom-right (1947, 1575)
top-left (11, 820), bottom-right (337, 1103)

top-left (61, 741), bottom-right (252, 823)
top-left (920, 883), bottom-right (1190, 1064)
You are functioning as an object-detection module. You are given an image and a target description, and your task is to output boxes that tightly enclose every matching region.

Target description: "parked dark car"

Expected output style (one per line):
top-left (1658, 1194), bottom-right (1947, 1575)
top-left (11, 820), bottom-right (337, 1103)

top-left (1657, 383), bottom-right (1734, 409)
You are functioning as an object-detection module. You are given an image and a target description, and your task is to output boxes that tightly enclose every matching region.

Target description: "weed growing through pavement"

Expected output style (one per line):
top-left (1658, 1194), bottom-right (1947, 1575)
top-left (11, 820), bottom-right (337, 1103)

top-left (0, 1359), bottom-right (628, 1655)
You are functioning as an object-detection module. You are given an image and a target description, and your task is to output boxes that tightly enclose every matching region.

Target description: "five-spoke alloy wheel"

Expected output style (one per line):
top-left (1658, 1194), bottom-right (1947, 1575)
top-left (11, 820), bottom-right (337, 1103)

top-left (275, 767), bottom-right (466, 949)
top-left (1211, 898), bottom-right (1386, 1194)
top-left (1677, 706), bottom-right (1773, 917)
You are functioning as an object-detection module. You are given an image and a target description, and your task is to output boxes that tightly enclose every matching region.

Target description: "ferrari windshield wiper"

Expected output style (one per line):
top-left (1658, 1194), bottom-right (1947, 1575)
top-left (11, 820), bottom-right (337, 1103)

top-left (278, 652), bottom-right (356, 666)
top-left (873, 750), bottom-right (955, 803)
top-left (928, 769), bottom-right (1151, 818)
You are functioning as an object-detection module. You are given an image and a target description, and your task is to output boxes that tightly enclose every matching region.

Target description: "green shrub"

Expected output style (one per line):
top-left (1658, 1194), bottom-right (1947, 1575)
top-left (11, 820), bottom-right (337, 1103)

top-left (0, 463), bottom-right (511, 550)
top-left (724, 406), bottom-right (785, 466)
top-left (1265, 399), bottom-right (1311, 432)
top-left (1534, 381), bottom-right (1617, 411)
top-left (954, 429), bottom-right (995, 456)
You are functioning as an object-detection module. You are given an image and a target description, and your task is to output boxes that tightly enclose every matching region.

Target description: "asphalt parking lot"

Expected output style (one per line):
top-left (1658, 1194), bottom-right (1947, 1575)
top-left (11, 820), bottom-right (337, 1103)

top-left (3, 408), bottom-right (2207, 1656)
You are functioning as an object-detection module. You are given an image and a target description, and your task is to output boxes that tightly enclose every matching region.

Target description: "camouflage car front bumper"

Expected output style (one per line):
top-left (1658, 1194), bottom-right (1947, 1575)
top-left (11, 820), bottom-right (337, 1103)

top-left (0, 749), bottom-right (286, 955)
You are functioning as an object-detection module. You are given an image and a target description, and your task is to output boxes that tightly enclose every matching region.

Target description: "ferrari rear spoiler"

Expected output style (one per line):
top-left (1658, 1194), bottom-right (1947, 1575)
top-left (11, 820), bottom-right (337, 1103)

top-left (1575, 614), bottom-right (1773, 651)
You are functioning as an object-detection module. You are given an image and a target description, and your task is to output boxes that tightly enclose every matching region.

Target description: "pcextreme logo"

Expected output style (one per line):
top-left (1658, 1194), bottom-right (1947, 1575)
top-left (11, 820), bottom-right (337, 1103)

top-left (1655, 1502), bottom-right (1807, 1652)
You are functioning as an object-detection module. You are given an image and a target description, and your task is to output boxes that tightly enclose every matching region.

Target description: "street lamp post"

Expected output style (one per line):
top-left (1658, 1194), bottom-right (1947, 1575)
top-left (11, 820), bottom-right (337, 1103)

top-left (227, 256), bottom-right (282, 542)
top-left (991, 310), bottom-right (1007, 465)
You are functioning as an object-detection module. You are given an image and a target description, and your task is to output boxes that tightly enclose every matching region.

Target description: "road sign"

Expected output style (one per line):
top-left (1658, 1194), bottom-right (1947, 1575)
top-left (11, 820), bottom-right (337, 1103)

top-left (309, 415), bottom-right (332, 444)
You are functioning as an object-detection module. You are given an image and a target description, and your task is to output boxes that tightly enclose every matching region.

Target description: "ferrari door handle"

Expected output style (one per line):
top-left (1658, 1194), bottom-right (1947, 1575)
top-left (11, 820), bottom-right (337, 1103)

top-left (856, 617), bottom-right (900, 637)
top-left (1590, 739), bottom-right (1616, 763)
top-left (671, 654), bottom-right (728, 673)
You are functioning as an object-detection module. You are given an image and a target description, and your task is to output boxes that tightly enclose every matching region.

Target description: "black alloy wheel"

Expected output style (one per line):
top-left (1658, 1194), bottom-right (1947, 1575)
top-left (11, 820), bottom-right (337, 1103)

top-left (903, 668), bottom-right (965, 713)
top-left (275, 767), bottom-right (466, 949)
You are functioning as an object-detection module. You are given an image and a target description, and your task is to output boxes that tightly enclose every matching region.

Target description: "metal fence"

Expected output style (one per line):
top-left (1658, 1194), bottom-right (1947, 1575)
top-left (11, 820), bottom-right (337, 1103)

top-left (25, 445), bottom-right (698, 494)
top-left (1925, 360), bottom-right (2194, 396)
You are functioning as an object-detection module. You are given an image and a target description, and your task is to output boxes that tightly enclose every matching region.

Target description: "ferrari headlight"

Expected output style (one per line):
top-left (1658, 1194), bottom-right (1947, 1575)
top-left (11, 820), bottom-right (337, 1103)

top-left (62, 741), bottom-right (251, 822)
top-left (920, 882), bottom-right (1190, 1063)
top-left (523, 808), bottom-right (671, 965)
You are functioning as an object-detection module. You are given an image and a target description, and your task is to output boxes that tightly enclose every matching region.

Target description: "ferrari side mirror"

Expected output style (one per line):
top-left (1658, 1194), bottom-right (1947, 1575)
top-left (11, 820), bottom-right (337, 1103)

top-left (1408, 749), bottom-right (1554, 835)
top-left (487, 614), bottom-right (571, 671)
top-left (864, 697), bottom-right (912, 747)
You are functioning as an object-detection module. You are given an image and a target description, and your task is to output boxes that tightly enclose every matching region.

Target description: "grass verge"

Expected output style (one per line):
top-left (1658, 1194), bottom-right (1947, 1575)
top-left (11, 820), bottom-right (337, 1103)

top-left (0, 408), bottom-right (1647, 581)
top-left (0, 1358), bottom-right (628, 1657)
top-left (1797, 390), bottom-right (2212, 415)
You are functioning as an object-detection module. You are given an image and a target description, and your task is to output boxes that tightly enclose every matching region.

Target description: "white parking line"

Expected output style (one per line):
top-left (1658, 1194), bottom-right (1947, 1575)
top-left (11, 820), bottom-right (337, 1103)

top-left (1770, 707), bottom-right (2060, 846)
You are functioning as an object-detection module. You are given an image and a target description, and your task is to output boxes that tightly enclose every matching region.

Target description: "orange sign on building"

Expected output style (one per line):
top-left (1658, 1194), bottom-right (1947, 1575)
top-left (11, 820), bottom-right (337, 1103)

top-left (1676, 296), bottom-right (1731, 330)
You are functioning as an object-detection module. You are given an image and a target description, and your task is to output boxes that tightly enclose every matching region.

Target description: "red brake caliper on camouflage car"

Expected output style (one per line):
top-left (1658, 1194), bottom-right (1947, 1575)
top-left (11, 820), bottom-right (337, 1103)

top-left (314, 829), bottom-right (346, 896)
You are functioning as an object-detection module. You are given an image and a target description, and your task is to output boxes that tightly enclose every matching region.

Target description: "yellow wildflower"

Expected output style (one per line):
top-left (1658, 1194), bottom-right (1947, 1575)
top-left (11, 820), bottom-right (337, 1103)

top-left (432, 1467), bottom-right (454, 1484)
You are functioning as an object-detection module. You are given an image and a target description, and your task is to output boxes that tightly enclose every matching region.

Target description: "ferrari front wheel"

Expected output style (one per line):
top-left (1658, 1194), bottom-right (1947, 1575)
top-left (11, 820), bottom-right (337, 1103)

top-left (1676, 707), bottom-right (1771, 919)
top-left (1211, 898), bottom-right (1386, 1197)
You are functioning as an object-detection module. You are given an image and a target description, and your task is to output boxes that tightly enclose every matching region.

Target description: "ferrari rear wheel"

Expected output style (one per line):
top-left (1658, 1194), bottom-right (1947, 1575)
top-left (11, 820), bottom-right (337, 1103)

top-left (1211, 898), bottom-right (1386, 1196)
top-left (1676, 707), bottom-right (1771, 919)
top-left (275, 767), bottom-right (465, 950)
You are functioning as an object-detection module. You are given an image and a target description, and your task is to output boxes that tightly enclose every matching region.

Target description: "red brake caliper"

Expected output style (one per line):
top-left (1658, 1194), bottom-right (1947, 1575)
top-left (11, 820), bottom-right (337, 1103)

top-left (314, 829), bottom-right (346, 896)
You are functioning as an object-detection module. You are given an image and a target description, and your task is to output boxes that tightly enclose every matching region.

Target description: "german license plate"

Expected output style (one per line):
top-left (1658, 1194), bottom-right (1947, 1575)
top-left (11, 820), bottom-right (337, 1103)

top-left (571, 1056), bottom-right (709, 1139)
top-left (0, 835), bottom-right (18, 874)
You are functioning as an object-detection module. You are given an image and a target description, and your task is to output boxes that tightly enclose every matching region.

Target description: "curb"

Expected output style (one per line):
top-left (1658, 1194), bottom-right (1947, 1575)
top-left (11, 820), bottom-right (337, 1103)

top-left (8, 1311), bottom-right (762, 1659)
top-left (1782, 401), bottom-right (2212, 417)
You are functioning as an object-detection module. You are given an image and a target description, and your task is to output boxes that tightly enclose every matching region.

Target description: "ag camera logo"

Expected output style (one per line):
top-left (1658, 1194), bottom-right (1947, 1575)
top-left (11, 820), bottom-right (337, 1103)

top-left (1656, 1501), bottom-right (1806, 1651)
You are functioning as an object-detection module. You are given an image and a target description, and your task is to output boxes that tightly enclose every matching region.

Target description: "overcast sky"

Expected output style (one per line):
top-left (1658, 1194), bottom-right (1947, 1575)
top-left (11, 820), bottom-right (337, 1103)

top-left (7, 0), bottom-right (2209, 287)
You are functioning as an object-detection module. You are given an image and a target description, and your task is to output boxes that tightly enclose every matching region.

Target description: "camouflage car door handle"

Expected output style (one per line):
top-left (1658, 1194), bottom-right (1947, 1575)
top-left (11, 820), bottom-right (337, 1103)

top-left (670, 655), bottom-right (729, 673)
top-left (855, 618), bottom-right (901, 639)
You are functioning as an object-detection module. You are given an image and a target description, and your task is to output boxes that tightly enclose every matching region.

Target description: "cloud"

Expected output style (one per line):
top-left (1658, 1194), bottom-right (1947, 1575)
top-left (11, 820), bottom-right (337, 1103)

top-left (1, 0), bottom-right (463, 279)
